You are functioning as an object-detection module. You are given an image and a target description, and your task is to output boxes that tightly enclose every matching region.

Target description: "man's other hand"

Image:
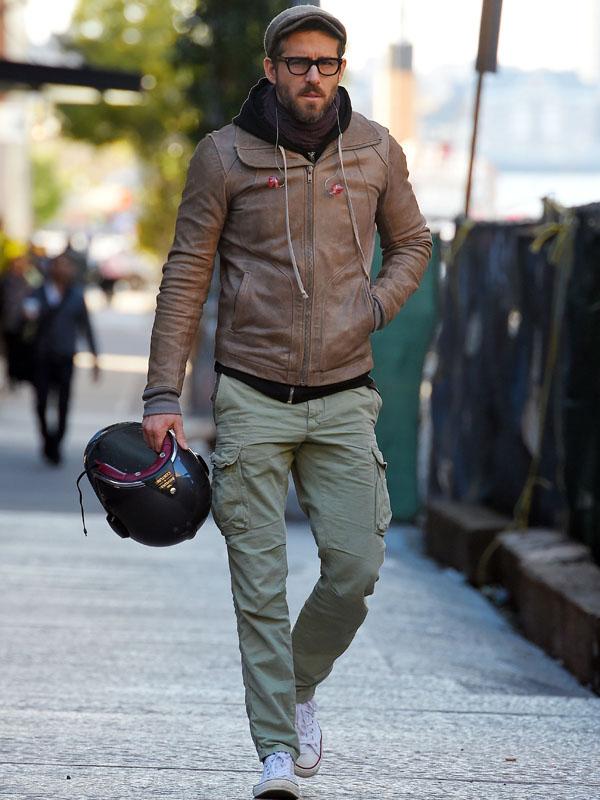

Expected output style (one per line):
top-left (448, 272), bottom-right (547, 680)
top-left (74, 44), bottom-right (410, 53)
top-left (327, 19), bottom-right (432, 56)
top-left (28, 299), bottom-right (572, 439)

top-left (142, 413), bottom-right (189, 453)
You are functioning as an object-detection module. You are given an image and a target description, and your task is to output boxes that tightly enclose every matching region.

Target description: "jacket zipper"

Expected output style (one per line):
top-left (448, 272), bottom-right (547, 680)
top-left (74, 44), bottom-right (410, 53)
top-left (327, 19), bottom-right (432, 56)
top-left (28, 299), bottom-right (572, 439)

top-left (300, 164), bottom-right (314, 384)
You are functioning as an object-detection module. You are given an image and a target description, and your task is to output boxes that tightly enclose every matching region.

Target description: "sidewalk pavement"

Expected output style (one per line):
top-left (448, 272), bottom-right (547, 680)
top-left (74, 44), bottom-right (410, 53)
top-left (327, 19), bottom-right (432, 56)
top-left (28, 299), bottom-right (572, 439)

top-left (1, 292), bottom-right (600, 799)
top-left (3, 512), bottom-right (600, 800)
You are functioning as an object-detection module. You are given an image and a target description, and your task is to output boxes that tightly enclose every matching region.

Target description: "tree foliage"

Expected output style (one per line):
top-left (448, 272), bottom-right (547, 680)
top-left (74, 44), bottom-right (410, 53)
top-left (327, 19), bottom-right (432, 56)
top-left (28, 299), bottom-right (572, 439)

top-left (59, 0), bottom-right (286, 255)
top-left (172, 0), bottom-right (287, 136)
top-left (32, 155), bottom-right (64, 226)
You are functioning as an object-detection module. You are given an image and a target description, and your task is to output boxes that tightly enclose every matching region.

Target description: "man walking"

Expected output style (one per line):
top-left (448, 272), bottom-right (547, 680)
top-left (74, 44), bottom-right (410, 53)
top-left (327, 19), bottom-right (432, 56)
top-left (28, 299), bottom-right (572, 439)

top-left (142, 6), bottom-right (432, 798)
top-left (25, 252), bottom-right (99, 465)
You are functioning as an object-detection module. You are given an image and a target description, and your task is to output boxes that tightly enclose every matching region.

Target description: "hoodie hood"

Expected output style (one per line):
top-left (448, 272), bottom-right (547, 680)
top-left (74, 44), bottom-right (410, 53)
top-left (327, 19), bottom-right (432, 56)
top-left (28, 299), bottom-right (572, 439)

top-left (233, 77), bottom-right (352, 160)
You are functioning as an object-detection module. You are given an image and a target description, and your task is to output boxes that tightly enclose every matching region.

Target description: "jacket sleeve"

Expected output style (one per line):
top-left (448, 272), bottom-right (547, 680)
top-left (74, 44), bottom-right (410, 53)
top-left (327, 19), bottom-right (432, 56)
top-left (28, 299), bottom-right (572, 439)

top-left (144, 135), bottom-right (228, 410)
top-left (371, 135), bottom-right (432, 326)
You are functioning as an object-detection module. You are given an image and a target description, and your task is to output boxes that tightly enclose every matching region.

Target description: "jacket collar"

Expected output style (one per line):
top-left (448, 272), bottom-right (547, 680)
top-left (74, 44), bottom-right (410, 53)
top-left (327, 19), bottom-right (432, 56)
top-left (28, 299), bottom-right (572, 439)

top-left (234, 113), bottom-right (382, 169)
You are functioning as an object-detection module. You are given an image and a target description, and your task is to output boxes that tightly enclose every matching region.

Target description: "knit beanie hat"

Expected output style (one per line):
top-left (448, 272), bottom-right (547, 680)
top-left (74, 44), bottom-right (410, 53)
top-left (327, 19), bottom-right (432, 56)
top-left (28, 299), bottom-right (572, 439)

top-left (264, 5), bottom-right (347, 58)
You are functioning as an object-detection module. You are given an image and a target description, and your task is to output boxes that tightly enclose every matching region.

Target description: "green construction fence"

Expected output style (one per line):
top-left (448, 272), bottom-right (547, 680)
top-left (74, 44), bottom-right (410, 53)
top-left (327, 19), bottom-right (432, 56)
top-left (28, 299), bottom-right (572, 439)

top-left (371, 232), bottom-right (440, 521)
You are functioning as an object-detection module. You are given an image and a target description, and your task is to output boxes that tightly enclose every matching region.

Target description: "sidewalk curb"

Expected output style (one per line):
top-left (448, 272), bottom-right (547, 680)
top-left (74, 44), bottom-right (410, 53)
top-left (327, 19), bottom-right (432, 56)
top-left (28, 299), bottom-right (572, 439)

top-left (424, 499), bottom-right (600, 694)
top-left (498, 529), bottom-right (600, 693)
top-left (424, 498), bottom-right (512, 584)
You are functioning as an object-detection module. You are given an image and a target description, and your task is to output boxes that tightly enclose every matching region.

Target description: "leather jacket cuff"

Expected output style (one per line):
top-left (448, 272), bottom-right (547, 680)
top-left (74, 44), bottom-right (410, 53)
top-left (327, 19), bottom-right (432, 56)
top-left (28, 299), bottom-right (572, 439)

top-left (372, 296), bottom-right (386, 331)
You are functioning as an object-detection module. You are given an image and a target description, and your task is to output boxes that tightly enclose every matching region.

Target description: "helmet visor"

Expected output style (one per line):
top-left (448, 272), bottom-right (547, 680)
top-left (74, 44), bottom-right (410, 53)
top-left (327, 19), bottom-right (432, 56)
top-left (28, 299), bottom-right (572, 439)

top-left (88, 423), bottom-right (172, 481)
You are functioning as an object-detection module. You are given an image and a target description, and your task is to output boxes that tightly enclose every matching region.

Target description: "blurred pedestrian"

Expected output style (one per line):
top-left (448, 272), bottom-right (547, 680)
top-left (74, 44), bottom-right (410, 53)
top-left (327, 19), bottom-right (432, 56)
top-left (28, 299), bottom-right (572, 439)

top-left (24, 252), bottom-right (100, 465)
top-left (29, 242), bottom-right (52, 277)
top-left (64, 234), bottom-right (91, 284)
top-left (0, 251), bottom-right (35, 387)
top-left (143, 5), bottom-right (432, 798)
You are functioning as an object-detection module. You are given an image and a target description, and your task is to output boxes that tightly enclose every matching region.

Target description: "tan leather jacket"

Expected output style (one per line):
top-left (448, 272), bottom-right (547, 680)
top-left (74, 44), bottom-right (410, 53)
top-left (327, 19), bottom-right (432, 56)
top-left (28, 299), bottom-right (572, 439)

top-left (145, 112), bottom-right (432, 398)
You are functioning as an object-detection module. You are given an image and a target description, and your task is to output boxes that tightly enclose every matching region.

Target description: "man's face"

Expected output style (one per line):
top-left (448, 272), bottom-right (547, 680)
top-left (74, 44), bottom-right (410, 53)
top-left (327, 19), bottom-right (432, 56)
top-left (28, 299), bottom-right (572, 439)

top-left (50, 256), bottom-right (76, 286)
top-left (264, 30), bottom-right (346, 124)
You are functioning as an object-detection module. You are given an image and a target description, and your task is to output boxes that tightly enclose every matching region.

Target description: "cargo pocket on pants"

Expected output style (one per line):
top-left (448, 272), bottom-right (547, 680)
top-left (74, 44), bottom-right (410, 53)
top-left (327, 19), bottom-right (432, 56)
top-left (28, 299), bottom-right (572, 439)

top-left (372, 444), bottom-right (392, 535)
top-left (210, 444), bottom-right (248, 534)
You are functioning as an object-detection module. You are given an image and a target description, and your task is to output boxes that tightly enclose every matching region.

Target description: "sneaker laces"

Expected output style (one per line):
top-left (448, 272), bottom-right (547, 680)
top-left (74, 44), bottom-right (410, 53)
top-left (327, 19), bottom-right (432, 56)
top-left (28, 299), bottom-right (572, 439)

top-left (262, 751), bottom-right (294, 781)
top-left (296, 699), bottom-right (320, 751)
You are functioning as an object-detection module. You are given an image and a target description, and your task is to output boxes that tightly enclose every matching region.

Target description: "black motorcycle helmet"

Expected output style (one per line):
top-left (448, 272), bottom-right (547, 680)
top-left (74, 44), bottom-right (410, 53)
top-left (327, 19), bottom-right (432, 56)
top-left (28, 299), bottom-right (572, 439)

top-left (78, 421), bottom-right (211, 547)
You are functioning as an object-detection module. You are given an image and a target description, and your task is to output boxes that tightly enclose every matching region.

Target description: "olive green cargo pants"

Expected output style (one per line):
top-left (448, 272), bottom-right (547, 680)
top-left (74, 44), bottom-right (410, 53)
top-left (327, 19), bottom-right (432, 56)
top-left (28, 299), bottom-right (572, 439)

top-left (210, 374), bottom-right (392, 762)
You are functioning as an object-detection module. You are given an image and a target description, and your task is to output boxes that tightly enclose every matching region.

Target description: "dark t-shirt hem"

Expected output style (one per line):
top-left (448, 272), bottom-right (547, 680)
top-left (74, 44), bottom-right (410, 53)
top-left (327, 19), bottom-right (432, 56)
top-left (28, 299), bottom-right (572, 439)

top-left (215, 362), bottom-right (376, 404)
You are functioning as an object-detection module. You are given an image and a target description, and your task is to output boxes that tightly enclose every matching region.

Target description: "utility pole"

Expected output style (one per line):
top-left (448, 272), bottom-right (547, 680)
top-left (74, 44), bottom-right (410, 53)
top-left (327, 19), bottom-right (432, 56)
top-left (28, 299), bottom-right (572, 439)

top-left (464, 0), bottom-right (502, 217)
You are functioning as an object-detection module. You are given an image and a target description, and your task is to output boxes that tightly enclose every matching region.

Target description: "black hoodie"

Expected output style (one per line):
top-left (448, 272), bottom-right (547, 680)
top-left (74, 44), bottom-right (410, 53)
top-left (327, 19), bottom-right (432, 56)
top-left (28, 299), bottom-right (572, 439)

top-left (232, 77), bottom-right (352, 161)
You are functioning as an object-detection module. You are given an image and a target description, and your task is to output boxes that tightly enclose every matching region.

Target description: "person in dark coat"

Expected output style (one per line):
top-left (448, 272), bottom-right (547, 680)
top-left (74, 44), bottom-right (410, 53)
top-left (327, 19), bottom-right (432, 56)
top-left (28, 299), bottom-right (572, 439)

top-left (23, 252), bottom-right (100, 465)
top-left (0, 253), bottom-right (34, 386)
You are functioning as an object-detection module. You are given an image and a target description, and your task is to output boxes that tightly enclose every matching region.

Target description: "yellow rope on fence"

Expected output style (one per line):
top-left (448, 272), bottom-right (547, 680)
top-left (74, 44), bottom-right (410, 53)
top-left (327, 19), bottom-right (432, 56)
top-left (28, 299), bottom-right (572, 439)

top-left (448, 218), bottom-right (477, 266)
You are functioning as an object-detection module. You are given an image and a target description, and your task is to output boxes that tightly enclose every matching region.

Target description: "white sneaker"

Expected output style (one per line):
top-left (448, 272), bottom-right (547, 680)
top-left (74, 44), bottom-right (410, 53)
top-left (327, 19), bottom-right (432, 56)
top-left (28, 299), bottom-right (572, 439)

top-left (253, 751), bottom-right (301, 799)
top-left (294, 699), bottom-right (322, 778)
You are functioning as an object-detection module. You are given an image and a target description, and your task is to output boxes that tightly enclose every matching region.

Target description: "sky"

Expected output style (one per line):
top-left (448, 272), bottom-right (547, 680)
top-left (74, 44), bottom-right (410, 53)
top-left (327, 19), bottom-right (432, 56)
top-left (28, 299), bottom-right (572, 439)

top-left (24, 0), bottom-right (600, 82)
top-left (323, 0), bottom-right (600, 81)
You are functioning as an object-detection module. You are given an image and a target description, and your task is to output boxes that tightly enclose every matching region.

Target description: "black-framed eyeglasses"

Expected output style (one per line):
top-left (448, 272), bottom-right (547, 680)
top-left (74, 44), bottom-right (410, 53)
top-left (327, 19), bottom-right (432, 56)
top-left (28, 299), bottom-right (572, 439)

top-left (277, 57), bottom-right (343, 76)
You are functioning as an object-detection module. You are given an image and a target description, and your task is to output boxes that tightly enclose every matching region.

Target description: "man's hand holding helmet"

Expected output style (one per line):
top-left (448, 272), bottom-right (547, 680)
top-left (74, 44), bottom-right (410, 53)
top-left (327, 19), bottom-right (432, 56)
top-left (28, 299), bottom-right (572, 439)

top-left (143, 413), bottom-right (189, 453)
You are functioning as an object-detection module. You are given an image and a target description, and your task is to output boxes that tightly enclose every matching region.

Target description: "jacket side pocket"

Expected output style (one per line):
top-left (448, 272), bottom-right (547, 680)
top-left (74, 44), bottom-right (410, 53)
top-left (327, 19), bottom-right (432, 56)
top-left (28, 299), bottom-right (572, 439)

top-left (231, 272), bottom-right (251, 333)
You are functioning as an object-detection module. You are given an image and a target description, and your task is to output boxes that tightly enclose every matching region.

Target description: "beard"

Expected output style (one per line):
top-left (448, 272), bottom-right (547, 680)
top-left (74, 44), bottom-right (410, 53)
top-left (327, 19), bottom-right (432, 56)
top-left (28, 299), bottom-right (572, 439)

top-left (276, 82), bottom-right (338, 124)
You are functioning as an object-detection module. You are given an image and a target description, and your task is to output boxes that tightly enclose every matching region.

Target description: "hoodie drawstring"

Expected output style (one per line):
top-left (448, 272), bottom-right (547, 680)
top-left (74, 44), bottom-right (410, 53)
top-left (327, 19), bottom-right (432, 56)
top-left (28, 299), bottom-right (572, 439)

top-left (279, 145), bottom-right (309, 300)
top-left (276, 132), bottom-right (370, 299)
top-left (337, 134), bottom-right (370, 281)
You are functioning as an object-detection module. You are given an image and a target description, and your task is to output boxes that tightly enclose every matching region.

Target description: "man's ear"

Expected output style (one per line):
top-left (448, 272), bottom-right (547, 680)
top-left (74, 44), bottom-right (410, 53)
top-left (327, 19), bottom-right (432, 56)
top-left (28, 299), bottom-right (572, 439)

top-left (264, 57), bottom-right (277, 85)
top-left (338, 58), bottom-right (347, 83)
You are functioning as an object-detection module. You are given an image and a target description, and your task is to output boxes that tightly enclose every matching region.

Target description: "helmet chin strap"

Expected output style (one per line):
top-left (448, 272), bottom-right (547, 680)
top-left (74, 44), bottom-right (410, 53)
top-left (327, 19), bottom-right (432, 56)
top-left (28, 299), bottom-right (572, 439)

top-left (75, 470), bottom-right (88, 537)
